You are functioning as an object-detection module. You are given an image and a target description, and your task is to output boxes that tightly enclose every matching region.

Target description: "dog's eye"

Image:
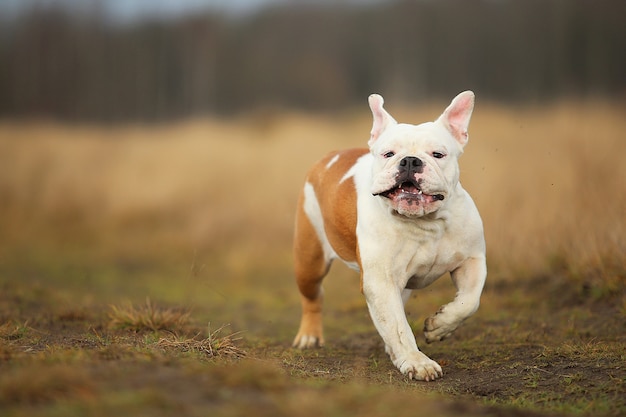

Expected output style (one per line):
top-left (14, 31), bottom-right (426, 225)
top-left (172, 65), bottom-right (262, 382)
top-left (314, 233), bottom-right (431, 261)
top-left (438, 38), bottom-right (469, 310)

top-left (383, 151), bottom-right (395, 158)
top-left (432, 152), bottom-right (445, 159)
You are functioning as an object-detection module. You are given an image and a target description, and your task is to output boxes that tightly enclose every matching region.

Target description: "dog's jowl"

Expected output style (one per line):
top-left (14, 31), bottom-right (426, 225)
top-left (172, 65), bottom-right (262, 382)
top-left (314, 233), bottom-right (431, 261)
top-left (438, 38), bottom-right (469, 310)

top-left (292, 91), bottom-right (486, 381)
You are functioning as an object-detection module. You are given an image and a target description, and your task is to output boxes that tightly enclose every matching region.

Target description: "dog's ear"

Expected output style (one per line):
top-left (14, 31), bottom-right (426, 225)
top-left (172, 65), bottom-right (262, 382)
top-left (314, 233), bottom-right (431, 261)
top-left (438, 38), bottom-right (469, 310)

top-left (437, 91), bottom-right (475, 147)
top-left (368, 94), bottom-right (397, 147)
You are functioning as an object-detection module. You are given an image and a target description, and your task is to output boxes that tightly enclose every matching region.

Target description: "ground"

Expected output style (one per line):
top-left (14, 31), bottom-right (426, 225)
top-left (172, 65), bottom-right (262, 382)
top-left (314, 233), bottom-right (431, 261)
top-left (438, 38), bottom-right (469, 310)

top-left (0, 254), bottom-right (624, 417)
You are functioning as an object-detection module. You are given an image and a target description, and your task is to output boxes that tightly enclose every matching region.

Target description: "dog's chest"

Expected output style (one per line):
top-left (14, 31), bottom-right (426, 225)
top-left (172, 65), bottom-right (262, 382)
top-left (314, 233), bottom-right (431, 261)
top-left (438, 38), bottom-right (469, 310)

top-left (383, 229), bottom-right (465, 290)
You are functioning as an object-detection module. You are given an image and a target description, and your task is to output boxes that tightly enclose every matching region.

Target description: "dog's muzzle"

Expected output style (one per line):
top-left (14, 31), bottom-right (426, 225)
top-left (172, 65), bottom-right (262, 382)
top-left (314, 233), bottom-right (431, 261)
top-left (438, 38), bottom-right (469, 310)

top-left (374, 156), bottom-right (445, 203)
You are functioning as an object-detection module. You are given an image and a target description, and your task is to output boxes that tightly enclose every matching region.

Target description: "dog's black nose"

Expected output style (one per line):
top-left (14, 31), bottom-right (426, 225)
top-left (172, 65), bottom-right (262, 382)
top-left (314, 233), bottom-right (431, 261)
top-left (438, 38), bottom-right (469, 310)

top-left (399, 156), bottom-right (423, 173)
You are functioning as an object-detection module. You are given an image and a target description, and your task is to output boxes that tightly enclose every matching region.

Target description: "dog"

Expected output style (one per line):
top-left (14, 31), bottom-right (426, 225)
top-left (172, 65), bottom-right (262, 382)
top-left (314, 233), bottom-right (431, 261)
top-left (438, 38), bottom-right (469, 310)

top-left (292, 91), bottom-right (486, 381)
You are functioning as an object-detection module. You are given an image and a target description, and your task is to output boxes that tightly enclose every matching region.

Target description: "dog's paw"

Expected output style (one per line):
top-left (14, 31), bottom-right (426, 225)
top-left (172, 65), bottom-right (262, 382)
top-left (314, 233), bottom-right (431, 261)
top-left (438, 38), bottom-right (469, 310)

top-left (397, 352), bottom-right (443, 381)
top-left (293, 313), bottom-right (324, 349)
top-left (292, 333), bottom-right (324, 349)
top-left (423, 307), bottom-right (459, 343)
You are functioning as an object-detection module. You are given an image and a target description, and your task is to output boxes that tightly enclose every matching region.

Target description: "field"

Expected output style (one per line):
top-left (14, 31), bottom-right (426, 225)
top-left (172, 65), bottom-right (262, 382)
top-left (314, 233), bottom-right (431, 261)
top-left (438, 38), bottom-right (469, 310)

top-left (0, 101), bottom-right (624, 416)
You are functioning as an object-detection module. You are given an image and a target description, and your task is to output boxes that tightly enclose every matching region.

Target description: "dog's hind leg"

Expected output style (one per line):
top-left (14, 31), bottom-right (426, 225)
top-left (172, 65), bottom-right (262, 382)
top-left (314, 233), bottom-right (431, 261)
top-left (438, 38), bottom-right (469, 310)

top-left (292, 187), bottom-right (332, 349)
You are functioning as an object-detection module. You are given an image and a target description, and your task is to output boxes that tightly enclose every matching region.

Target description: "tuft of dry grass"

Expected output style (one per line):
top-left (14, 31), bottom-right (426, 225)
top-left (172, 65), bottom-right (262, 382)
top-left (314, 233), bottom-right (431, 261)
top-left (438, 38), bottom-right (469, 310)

top-left (156, 324), bottom-right (246, 359)
top-left (0, 321), bottom-right (29, 341)
top-left (108, 298), bottom-right (191, 332)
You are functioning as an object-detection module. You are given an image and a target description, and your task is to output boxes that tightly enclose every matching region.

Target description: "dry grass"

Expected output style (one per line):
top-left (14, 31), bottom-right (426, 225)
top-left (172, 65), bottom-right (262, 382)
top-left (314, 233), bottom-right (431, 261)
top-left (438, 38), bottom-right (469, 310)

top-left (156, 324), bottom-right (246, 359)
top-left (107, 299), bottom-right (246, 358)
top-left (464, 102), bottom-right (626, 283)
top-left (108, 298), bottom-right (191, 332)
top-left (0, 101), bottom-right (624, 287)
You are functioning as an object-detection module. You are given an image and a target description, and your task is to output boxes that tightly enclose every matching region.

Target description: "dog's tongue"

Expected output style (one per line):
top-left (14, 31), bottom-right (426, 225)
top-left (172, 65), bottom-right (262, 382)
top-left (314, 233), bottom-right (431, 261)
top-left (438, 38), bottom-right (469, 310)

top-left (399, 182), bottom-right (421, 195)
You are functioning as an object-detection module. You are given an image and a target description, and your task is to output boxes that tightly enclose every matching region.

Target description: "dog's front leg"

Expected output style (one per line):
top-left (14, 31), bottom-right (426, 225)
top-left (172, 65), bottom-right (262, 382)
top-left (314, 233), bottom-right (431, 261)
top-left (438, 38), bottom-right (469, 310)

top-left (424, 256), bottom-right (487, 343)
top-left (363, 276), bottom-right (443, 381)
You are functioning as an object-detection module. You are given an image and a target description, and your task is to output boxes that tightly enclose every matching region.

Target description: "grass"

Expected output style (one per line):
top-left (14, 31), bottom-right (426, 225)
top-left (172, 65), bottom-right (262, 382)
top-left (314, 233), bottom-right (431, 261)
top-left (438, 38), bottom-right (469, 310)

top-left (0, 100), bottom-right (624, 416)
top-left (156, 325), bottom-right (246, 359)
top-left (0, 321), bottom-right (30, 341)
top-left (108, 298), bottom-right (191, 332)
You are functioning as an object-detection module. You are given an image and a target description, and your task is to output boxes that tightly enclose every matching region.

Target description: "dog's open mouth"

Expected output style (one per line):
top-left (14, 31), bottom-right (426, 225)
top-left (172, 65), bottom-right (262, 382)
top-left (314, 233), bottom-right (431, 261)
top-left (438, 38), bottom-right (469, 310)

top-left (376, 181), bottom-right (445, 204)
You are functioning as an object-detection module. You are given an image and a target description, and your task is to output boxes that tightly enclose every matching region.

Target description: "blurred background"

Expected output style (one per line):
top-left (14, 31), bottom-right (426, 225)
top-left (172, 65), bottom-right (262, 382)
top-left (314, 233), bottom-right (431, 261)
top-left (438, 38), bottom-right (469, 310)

top-left (0, 0), bottom-right (624, 306)
top-left (0, 0), bottom-right (624, 122)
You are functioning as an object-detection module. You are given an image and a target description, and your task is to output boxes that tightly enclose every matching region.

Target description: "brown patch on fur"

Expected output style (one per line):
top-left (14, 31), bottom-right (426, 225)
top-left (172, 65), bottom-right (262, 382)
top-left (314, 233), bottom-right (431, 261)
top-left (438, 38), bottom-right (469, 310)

top-left (306, 148), bottom-right (367, 265)
top-left (293, 148), bottom-right (367, 295)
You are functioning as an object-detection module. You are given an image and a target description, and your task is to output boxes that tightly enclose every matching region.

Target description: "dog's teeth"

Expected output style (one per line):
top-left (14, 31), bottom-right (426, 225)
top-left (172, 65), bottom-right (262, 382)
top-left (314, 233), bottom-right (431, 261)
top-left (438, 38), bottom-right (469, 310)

top-left (418, 190), bottom-right (423, 195)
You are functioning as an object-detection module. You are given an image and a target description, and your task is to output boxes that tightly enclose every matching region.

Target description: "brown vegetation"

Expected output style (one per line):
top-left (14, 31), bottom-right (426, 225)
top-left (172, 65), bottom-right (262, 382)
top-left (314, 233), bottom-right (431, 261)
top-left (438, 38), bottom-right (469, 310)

top-left (0, 101), bottom-right (623, 280)
top-left (108, 298), bottom-right (191, 332)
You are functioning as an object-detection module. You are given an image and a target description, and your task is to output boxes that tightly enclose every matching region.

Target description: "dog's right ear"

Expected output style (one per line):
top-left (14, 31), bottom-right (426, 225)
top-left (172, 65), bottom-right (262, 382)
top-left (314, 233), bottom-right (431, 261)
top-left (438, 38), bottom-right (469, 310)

top-left (368, 94), bottom-right (397, 147)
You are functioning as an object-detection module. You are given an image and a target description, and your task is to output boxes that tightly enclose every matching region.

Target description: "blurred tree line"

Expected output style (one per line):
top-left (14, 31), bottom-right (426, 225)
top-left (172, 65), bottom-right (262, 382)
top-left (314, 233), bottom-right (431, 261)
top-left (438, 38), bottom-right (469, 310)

top-left (0, 0), bottom-right (624, 122)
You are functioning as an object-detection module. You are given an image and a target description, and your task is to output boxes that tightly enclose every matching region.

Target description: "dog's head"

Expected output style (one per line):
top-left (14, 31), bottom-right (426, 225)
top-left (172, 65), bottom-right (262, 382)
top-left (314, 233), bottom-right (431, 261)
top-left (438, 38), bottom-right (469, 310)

top-left (368, 91), bottom-right (475, 218)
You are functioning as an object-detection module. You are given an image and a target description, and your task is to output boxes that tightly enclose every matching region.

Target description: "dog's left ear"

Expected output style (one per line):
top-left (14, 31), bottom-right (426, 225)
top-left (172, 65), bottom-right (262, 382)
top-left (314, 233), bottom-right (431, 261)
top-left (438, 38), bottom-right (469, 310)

top-left (437, 91), bottom-right (475, 147)
top-left (368, 94), bottom-right (397, 147)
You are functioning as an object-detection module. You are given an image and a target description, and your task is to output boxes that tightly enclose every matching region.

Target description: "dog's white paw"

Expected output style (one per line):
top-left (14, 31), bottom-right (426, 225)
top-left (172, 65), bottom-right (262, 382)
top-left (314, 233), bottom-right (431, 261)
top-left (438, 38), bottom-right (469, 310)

top-left (423, 307), bottom-right (459, 343)
top-left (292, 333), bottom-right (324, 349)
top-left (397, 352), bottom-right (443, 381)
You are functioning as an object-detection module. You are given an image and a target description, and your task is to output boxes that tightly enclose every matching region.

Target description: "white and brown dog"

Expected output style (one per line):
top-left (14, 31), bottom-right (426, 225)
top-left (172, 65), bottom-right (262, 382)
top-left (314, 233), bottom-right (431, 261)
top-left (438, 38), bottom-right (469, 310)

top-left (292, 91), bottom-right (486, 381)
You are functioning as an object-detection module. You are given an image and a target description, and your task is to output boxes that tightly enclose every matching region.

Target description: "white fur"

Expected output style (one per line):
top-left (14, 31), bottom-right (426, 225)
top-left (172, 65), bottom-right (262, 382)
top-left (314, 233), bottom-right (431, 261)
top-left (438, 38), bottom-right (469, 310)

top-left (325, 154), bottom-right (340, 170)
